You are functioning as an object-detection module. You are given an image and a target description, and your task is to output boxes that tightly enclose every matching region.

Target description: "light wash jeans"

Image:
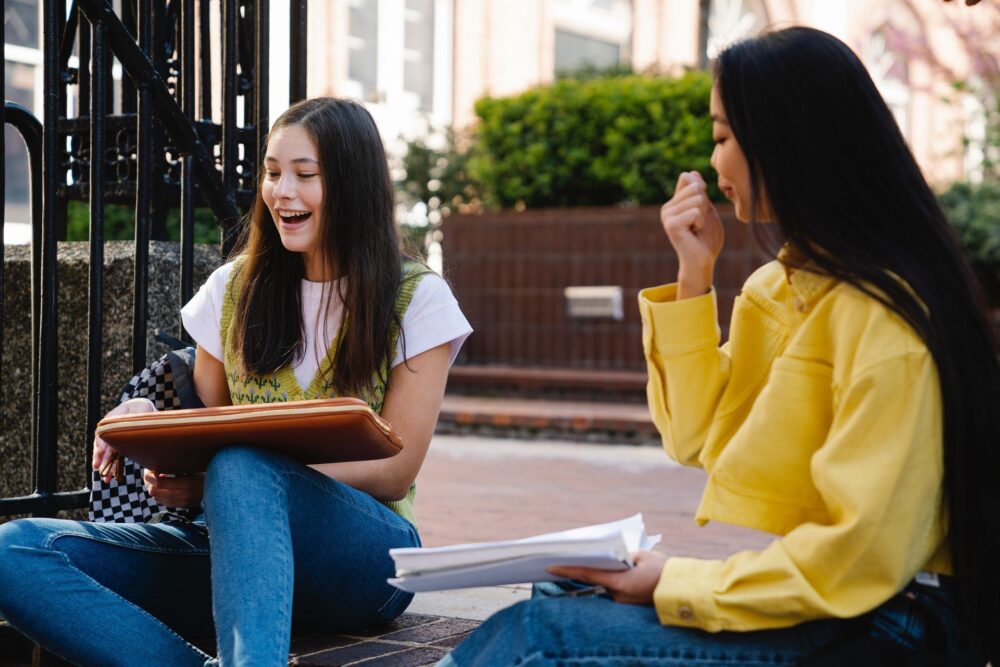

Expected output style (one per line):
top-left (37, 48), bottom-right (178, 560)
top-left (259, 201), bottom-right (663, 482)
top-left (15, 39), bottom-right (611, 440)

top-left (438, 577), bottom-right (983, 666)
top-left (0, 445), bottom-right (419, 667)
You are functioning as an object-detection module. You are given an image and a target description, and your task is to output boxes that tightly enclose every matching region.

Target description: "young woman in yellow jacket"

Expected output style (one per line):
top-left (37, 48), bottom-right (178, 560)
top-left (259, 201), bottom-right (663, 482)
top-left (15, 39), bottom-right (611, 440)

top-left (440, 27), bottom-right (998, 667)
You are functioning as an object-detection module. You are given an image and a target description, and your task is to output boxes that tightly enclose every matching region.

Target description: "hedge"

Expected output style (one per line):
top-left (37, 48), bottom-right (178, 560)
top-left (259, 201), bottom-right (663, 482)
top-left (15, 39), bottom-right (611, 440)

top-left (469, 71), bottom-right (720, 209)
top-left (939, 181), bottom-right (1000, 305)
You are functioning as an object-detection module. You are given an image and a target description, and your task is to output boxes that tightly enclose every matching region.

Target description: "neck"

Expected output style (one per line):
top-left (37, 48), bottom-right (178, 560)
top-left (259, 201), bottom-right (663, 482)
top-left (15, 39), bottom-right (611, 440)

top-left (303, 251), bottom-right (339, 281)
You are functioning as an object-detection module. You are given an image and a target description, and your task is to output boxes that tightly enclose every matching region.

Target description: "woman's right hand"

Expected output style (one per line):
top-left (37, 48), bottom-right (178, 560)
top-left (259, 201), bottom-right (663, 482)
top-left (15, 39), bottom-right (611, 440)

top-left (660, 171), bottom-right (725, 299)
top-left (92, 397), bottom-right (156, 483)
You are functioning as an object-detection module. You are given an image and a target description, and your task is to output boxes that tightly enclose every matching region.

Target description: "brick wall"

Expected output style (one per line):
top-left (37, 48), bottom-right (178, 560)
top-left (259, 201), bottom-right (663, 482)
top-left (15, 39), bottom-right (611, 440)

top-left (442, 204), bottom-right (769, 371)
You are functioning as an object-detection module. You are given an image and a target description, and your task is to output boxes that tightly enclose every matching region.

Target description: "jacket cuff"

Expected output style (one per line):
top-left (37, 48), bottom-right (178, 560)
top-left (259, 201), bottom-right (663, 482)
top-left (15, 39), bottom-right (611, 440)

top-left (639, 284), bottom-right (720, 357)
top-left (653, 557), bottom-right (724, 631)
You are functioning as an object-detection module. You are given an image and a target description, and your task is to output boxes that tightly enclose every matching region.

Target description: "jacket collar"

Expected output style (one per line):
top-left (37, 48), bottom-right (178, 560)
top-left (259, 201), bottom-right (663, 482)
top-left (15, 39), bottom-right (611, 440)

top-left (777, 244), bottom-right (838, 311)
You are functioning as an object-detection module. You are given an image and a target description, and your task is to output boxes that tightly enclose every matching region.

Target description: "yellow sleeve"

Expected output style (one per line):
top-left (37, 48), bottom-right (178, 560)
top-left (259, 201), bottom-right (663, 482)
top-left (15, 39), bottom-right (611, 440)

top-left (640, 284), bottom-right (731, 467)
top-left (652, 352), bottom-right (944, 631)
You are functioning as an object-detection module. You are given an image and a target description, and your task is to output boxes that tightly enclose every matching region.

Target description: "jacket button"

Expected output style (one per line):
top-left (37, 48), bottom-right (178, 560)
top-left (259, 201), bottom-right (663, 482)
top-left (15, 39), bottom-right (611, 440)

top-left (793, 296), bottom-right (808, 312)
top-left (678, 606), bottom-right (694, 620)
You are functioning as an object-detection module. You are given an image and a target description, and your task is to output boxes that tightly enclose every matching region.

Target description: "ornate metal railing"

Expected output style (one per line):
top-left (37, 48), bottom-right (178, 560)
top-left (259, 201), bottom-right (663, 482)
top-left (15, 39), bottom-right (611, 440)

top-left (1, 0), bottom-right (308, 517)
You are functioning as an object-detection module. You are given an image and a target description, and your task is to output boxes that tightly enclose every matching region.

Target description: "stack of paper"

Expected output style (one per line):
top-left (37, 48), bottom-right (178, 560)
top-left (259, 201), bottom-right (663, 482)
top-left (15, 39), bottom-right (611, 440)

top-left (388, 514), bottom-right (661, 593)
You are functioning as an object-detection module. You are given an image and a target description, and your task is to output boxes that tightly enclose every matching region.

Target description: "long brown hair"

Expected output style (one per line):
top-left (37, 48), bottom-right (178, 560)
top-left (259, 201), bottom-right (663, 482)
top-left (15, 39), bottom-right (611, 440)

top-left (230, 97), bottom-right (411, 398)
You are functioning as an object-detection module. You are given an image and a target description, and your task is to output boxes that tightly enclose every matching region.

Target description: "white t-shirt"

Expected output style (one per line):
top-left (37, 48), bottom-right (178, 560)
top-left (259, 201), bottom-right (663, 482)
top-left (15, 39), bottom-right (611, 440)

top-left (180, 261), bottom-right (472, 390)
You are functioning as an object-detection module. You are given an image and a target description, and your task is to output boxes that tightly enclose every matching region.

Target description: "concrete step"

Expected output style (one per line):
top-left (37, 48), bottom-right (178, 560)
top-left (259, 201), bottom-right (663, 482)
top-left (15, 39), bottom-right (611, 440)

top-left (437, 394), bottom-right (658, 444)
top-left (447, 365), bottom-right (647, 402)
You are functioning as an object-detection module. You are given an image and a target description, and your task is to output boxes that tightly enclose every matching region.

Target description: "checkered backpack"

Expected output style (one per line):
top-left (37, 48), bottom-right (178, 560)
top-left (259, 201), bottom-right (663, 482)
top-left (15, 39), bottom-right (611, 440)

top-left (88, 345), bottom-right (204, 523)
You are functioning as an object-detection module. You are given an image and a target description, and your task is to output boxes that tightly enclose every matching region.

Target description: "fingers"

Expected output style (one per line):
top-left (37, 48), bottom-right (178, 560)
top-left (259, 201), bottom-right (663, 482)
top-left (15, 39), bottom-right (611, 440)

top-left (121, 397), bottom-right (157, 414)
top-left (94, 399), bottom-right (155, 480)
top-left (144, 470), bottom-right (205, 508)
top-left (670, 171), bottom-right (707, 202)
top-left (547, 566), bottom-right (623, 589)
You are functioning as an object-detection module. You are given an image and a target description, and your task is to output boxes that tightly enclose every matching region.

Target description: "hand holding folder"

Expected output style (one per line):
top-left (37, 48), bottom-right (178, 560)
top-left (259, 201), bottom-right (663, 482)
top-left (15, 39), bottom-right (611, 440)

top-left (95, 397), bottom-right (403, 475)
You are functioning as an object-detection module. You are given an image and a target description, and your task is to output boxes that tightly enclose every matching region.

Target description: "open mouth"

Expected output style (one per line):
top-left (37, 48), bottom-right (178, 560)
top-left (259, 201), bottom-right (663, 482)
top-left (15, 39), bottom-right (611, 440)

top-left (277, 210), bottom-right (312, 224)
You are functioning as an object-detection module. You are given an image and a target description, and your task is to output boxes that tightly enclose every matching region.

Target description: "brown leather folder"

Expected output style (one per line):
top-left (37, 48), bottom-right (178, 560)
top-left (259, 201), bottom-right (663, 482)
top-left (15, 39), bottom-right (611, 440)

top-left (95, 397), bottom-right (403, 474)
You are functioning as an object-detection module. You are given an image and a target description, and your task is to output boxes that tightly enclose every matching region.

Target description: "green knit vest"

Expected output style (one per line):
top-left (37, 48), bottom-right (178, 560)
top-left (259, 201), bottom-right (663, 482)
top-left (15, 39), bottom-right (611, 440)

top-left (220, 258), bottom-right (430, 527)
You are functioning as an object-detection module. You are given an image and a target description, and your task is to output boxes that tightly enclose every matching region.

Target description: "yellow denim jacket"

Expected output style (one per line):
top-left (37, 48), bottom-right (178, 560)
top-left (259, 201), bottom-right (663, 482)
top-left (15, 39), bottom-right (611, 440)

top-left (640, 260), bottom-right (950, 632)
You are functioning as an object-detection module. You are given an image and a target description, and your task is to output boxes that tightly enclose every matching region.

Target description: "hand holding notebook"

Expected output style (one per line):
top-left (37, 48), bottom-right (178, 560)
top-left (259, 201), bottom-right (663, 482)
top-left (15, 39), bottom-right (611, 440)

top-left (95, 397), bottom-right (403, 475)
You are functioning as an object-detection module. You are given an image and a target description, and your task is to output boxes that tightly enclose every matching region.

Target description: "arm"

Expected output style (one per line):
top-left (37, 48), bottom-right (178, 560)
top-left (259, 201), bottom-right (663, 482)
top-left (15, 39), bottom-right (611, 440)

top-left (311, 342), bottom-right (451, 501)
top-left (652, 352), bottom-right (943, 631)
top-left (645, 171), bottom-right (729, 466)
top-left (553, 352), bottom-right (944, 630)
top-left (192, 345), bottom-right (232, 407)
top-left (641, 285), bottom-right (731, 466)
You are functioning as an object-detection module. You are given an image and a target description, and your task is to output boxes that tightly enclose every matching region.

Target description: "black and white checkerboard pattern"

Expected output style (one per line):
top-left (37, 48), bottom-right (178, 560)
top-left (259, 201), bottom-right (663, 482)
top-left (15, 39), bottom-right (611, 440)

top-left (89, 356), bottom-right (199, 523)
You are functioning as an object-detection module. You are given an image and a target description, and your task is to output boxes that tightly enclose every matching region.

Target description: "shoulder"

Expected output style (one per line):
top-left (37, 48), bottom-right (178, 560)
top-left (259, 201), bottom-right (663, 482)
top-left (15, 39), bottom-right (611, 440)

top-left (742, 260), bottom-right (790, 295)
top-left (403, 271), bottom-right (458, 317)
top-left (814, 280), bottom-right (931, 379)
top-left (205, 258), bottom-right (240, 290)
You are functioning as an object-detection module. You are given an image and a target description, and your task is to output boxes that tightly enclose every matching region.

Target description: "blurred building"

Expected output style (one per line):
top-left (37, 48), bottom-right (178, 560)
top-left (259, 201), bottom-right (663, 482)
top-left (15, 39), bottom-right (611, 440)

top-left (6, 0), bottom-right (999, 242)
top-left (303, 0), bottom-right (998, 184)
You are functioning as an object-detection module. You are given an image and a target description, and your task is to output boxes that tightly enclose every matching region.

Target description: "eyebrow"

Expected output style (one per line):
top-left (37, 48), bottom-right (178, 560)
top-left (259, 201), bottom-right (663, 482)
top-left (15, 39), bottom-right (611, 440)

top-left (263, 156), bottom-right (319, 164)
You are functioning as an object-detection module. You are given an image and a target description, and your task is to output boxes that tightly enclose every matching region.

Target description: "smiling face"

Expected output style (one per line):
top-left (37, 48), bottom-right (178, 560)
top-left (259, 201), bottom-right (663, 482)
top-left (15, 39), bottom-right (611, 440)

top-left (261, 124), bottom-right (329, 279)
top-left (710, 85), bottom-right (760, 223)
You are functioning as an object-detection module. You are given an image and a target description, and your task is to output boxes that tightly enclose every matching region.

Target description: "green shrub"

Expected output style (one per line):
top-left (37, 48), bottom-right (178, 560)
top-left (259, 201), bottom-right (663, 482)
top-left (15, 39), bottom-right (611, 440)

top-left (397, 127), bottom-right (482, 217)
top-left (470, 71), bottom-right (720, 209)
top-left (939, 181), bottom-right (1000, 305)
top-left (67, 201), bottom-right (221, 243)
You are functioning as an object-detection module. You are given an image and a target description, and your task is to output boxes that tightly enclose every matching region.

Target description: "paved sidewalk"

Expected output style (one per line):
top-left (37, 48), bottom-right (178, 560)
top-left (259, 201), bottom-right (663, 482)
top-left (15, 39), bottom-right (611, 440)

top-left (415, 434), bottom-right (772, 557)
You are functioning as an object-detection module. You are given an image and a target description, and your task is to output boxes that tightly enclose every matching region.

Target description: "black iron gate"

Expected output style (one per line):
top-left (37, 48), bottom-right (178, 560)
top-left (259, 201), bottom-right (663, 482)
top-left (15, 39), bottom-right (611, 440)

top-left (1, 0), bottom-right (308, 517)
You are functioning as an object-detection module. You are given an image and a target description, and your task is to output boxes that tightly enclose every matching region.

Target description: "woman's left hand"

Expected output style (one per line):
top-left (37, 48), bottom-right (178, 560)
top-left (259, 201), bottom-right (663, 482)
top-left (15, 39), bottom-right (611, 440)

top-left (548, 550), bottom-right (667, 605)
top-left (143, 469), bottom-right (205, 508)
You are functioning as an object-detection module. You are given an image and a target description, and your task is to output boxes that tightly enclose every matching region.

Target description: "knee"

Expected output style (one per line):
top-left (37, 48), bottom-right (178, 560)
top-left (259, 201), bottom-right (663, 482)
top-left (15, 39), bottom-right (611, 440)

top-left (204, 445), bottom-right (281, 502)
top-left (0, 519), bottom-right (50, 557)
top-left (0, 519), bottom-right (53, 603)
top-left (206, 444), bottom-right (268, 480)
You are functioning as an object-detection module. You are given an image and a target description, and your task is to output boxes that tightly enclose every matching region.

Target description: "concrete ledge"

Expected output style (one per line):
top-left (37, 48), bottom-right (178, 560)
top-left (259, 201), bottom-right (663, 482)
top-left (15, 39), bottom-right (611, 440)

top-left (0, 242), bottom-right (220, 506)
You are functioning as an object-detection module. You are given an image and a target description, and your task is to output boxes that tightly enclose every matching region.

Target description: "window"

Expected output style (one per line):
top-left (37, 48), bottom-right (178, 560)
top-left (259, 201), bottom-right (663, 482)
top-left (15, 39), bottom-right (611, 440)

top-left (403, 0), bottom-right (435, 111)
top-left (865, 29), bottom-right (910, 140)
top-left (348, 0), bottom-right (379, 101)
top-left (345, 0), bottom-right (451, 119)
top-left (549, 0), bottom-right (631, 77)
top-left (4, 0), bottom-right (38, 49)
top-left (555, 30), bottom-right (620, 73)
top-left (5, 0), bottom-right (40, 230)
top-left (703, 0), bottom-right (769, 62)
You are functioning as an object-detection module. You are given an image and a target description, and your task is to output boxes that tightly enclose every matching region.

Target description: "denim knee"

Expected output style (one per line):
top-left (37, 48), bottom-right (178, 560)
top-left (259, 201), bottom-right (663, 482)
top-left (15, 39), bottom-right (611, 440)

top-left (0, 519), bottom-right (52, 562)
top-left (203, 445), bottom-right (283, 513)
top-left (205, 445), bottom-right (271, 488)
top-left (0, 520), bottom-right (51, 611)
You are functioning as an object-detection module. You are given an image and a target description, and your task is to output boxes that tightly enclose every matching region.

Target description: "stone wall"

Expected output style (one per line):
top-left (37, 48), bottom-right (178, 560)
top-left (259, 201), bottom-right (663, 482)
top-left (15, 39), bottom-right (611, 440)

top-left (0, 242), bottom-right (221, 508)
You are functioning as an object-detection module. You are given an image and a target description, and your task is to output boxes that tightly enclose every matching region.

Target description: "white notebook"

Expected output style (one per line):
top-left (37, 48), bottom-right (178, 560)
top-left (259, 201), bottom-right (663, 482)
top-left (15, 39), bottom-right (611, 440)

top-left (388, 514), bottom-right (661, 593)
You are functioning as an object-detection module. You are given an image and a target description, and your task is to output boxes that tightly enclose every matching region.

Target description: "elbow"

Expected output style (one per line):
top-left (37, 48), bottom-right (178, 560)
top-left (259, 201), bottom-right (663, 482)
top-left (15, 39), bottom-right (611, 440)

top-left (378, 476), bottom-right (414, 502)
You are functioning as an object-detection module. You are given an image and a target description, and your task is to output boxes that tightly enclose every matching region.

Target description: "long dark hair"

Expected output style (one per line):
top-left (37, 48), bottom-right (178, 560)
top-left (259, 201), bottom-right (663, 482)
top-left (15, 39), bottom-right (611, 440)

top-left (716, 27), bottom-right (1000, 657)
top-left (231, 97), bottom-right (411, 397)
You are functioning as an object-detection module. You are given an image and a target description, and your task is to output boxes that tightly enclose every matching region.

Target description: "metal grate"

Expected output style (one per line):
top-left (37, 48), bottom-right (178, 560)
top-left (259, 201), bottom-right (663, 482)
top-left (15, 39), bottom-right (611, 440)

top-left (0, 0), bottom-right (309, 518)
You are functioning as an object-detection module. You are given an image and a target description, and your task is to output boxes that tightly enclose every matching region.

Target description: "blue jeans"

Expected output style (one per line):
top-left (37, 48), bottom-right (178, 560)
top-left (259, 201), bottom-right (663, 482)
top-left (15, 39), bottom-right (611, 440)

top-left (0, 445), bottom-right (420, 667)
top-left (438, 578), bottom-right (982, 666)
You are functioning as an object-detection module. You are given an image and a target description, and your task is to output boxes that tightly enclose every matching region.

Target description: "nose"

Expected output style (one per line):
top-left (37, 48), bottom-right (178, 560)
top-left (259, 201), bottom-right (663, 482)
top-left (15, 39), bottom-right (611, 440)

top-left (272, 173), bottom-right (296, 200)
top-left (710, 144), bottom-right (719, 172)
